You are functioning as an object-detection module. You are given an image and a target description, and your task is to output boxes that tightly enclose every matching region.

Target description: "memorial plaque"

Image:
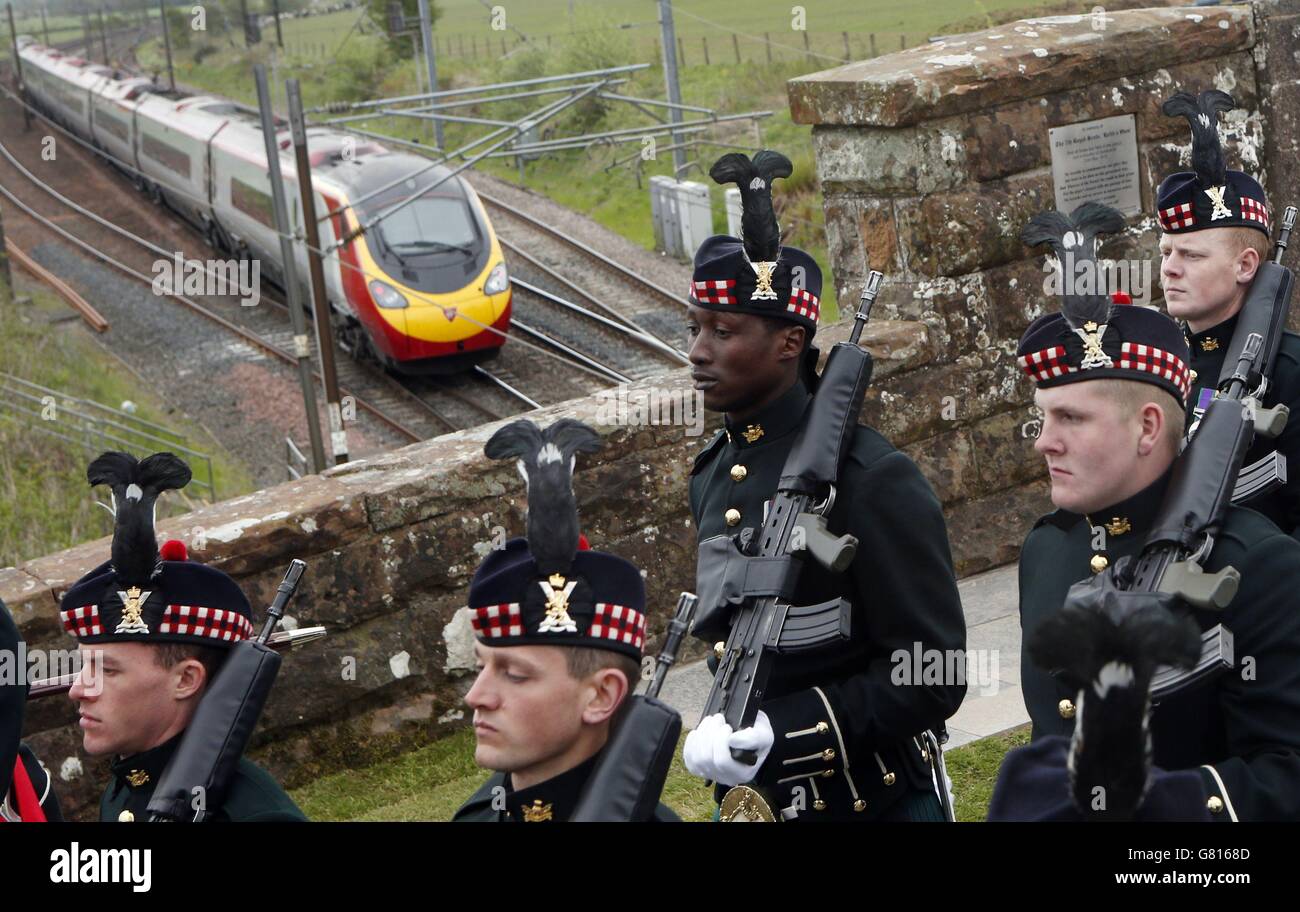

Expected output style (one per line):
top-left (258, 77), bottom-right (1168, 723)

top-left (1049, 114), bottom-right (1141, 216)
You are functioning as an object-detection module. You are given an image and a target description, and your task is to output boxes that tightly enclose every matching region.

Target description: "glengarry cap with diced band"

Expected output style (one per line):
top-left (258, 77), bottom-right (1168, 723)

top-left (58, 452), bottom-right (255, 647)
top-left (689, 150), bottom-right (822, 335)
top-left (1156, 90), bottom-right (1270, 237)
top-left (1016, 203), bottom-right (1193, 404)
top-left (467, 419), bottom-right (646, 659)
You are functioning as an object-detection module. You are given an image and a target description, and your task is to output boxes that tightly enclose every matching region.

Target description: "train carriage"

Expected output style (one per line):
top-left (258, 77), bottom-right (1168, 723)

top-left (15, 36), bottom-right (511, 374)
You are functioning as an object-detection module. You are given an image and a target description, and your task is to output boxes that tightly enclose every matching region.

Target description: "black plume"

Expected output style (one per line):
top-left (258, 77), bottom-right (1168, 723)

top-left (1030, 568), bottom-right (1202, 820)
top-left (709, 150), bottom-right (792, 263)
top-left (87, 451), bottom-right (192, 584)
top-left (484, 418), bottom-right (603, 575)
top-left (1022, 202), bottom-right (1126, 331)
top-left (1162, 90), bottom-right (1235, 188)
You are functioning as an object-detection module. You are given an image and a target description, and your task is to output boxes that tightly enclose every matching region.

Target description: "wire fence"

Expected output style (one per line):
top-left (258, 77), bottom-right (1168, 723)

top-left (422, 29), bottom-right (916, 67)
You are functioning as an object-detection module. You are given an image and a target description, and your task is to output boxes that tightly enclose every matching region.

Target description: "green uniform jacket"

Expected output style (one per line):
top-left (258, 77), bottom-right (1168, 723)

top-left (99, 732), bottom-right (306, 822)
top-left (689, 379), bottom-right (967, 821)
top-left (1020, 467), bottom-right (1300, 821)
top-left (1186, 317), bottom-right (1300, 538)
top-left (452, 752), bottom-right (680, 822)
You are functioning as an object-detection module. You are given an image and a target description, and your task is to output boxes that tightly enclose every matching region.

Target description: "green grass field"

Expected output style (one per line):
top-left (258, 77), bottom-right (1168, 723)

top-left (288, 723), bottom-right (1031, 821)
top-left (0, 277), bottom-right (255, 567)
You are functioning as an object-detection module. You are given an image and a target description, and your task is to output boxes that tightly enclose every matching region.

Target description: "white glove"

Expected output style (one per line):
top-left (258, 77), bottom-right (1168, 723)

top-left (683, 711), bottom-right (774, 787)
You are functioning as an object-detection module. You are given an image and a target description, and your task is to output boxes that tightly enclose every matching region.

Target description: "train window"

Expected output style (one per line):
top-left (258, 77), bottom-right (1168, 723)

top-left (231, 177), bottom-right (275, 228)
top-left (372, 195), bottom-right (479, 252)
top-left (141, 133), bottom-right (192, 179)
top-left (97, 112), bottom-right (129, 143)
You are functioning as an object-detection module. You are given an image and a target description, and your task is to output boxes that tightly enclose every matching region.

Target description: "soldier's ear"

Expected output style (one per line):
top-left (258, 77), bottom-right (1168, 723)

top-left (171, 656), bottom-right (208, 702)
top-left (580, 667), bottom-right (630, 726)
top-left (778, 324), bottom-right (806, 361)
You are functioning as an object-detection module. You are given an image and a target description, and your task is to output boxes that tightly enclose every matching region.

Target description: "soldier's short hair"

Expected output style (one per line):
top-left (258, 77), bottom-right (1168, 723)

top-left (1226, 225), bottom-right (1270, 263)
top-left (1092, 378), bottom-right (1186, 455)
top-left (152, 641), bottom-right (227, 687)
top-left (564, 645), bottom-right (641, 690)
top-left (760, 314), bottom-right (810, 351)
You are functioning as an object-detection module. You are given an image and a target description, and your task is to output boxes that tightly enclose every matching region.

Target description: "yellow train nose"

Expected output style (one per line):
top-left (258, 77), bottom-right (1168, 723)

top-left (400, 287), bottom-right (509, 343)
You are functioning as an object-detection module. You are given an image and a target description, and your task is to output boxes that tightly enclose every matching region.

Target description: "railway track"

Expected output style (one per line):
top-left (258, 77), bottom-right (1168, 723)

top-left (476, 188), bottom-right (691, 347)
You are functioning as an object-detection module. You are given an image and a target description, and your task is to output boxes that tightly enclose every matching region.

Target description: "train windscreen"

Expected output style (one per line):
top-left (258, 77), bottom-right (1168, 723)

top-left (356, 184), bottom-right (490, 294)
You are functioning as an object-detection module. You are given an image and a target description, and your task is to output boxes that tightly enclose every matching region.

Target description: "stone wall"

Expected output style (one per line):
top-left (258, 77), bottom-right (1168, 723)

top-left (0, 330), bottom-right (927, 820)
top-left (788, 2), bottom-right (1300, 584)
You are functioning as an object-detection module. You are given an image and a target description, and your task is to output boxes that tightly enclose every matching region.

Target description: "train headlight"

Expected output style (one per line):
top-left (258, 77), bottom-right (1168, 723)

top-left (369, 279), bottom-right (408, 309)
top-left (484, 262), bottom-right (509, 296)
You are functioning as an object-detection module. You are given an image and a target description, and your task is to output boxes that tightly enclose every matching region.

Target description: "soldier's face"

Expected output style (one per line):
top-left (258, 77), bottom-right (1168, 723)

top-left (686, 305), bottom-right (803, 414)
top-left (1159, 230), bottom-right (1258, 330)
top-left (1033, 384), bottom-right (1153, 514)
top-left (68, 643), bottom-right (202, 757)
top-left (465, 642), bottom-right (596, 787)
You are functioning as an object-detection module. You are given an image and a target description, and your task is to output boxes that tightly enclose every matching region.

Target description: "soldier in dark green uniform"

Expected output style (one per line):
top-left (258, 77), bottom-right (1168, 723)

top-left (681, 150), bottom-right (966, 822)
top-left (1156, 89), bottom-right (1300, 538)
top-left (2, 597), bottom-right (64, 821)
top-left (60, 452), bottom-right (305, 822)
top-left (1008, 203), bottom-right (1300, 820)
top-left (453, 419), bottom-right (679, 822)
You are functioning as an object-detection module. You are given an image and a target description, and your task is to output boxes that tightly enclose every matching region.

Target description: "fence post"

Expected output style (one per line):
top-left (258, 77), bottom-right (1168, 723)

top-left (803, 29), bottom-right (810, 62)
top-left (842, 31), bottom-right (849, 60)
top-left (733, 32), bottom-right (739, 63)
top-left (677, 35), bottom-right (684, 67)
top-left (702, 35), bottom-right (708, 65)
top-left (869, 33), bottom-right (877, 57)
top-left (764, 32), bottom-right (771, 63)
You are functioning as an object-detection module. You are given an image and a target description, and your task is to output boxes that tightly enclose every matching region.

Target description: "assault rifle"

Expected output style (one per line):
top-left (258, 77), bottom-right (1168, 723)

top-left (1109, 207), bottom-right (1296, 699)
top-left (570, 591), bottom-right (697, 822)
top-left (147, 559), bottom-right (309, 822)
top-left (692, 271), bottom-right (883, 763)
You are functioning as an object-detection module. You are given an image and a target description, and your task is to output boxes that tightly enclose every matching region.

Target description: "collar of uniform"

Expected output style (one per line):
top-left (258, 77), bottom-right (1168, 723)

top-left (1185, 312), bottom-right (1238, 356)
top-left (723, 379), bottom-right (810, 449)
top-left (109, 731), bottom-right (183, 798)
top-left (503, 751), bottom-right (601, 822)
top-left (1080, 465), bottom-right (1175, 541)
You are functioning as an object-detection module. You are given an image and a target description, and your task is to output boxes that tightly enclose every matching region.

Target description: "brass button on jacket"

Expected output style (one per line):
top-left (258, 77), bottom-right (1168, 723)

top-left (1059, 699), bottom-right (1076, 719)
top-left (725, 508), bottom-right (741, 527)
top-left (730, 464), bottom-right (747, 482)
top-left (1090, 554), bottom-right (1109, 574)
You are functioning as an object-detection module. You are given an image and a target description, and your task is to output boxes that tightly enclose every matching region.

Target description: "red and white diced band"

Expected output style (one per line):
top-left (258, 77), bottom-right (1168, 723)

top-left (1241, 196), bottom-right (1270, 229)
top-left (471, 603), bottom-right (523, 638)
top-left (1017, 342), bottom-right (1190, 400)
top-left (689, 279), bottom-right (737, 305)
top-left (60, 604), bottom-right (103, 638)
top-left (588, 602), bottom-right (646, 651)
top-left (1017, 345), bottom-right (1073, 383)
top-left (1159, 202), bottom-right (1195, 231)
top-left (788, 287), bottom-right (820, 322)
top-left (159, 605), bottom-right (255, 642)
top-left (1118, 342), bottom-right (1192, 400)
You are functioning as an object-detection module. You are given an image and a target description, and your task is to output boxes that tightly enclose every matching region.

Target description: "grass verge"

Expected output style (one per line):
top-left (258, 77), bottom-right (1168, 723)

top-left (0, 277), bottom-right (256, 566)
top-left (289, 722), bottom-right (1030, 822)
